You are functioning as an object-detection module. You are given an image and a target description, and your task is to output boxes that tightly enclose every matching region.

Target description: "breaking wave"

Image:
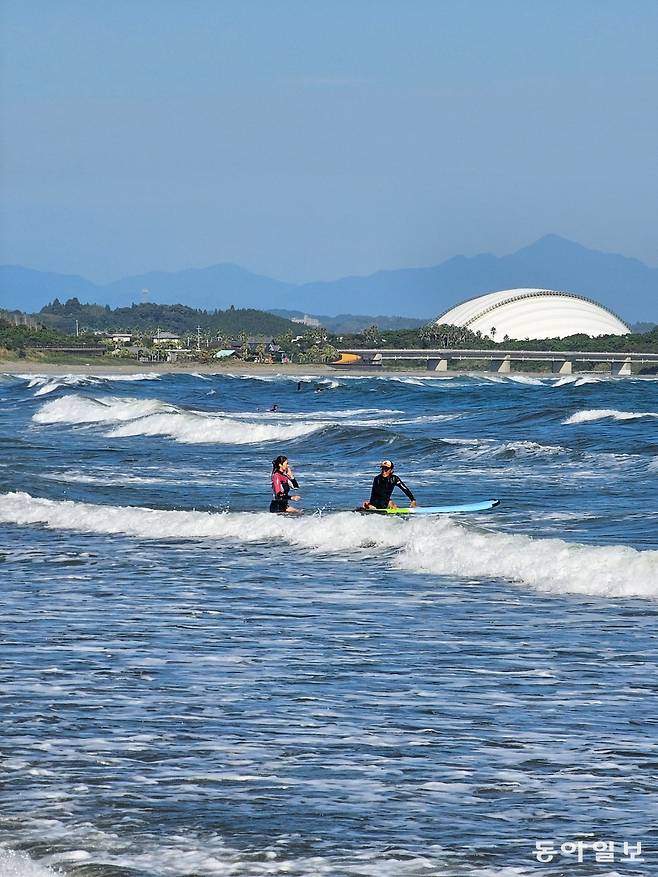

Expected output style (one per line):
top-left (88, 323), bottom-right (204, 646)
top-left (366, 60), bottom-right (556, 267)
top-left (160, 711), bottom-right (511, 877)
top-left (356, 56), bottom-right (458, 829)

top-left (0, 836), bottom-right (552, 877)
top-left (30, 395), bottom-right (460, 445)
top-left (15, 372), bottom-right (161, 396)
top-left (108, 412), bottom-right (323, 444)
top-left (0, 850), bottom-right (62, 877)
top-left (32, 395), bottom-right (325, 444)
top-left (564, 408), bottom-right (658, 424)
top-left (2, 492), bottom-right (657, 599)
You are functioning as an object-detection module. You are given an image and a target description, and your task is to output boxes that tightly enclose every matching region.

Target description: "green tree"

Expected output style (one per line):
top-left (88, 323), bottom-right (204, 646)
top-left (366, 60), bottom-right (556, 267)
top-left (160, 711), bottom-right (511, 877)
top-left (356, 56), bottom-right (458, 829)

top-left (362, 324), bottom-right (381, 347)
top-left (239, 332), bottom-right (249, 359)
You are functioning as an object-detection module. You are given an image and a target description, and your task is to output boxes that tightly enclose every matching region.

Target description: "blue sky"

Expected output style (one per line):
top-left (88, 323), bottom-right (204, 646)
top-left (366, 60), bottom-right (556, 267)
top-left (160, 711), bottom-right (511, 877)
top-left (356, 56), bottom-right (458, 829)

top-left (1, 0), bottom-right (657, 282)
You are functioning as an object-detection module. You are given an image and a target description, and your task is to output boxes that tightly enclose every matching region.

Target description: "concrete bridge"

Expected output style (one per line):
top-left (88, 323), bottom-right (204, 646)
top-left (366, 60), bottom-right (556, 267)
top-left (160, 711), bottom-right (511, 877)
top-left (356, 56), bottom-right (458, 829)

top-left (336, 348), bottom-right (658, 375)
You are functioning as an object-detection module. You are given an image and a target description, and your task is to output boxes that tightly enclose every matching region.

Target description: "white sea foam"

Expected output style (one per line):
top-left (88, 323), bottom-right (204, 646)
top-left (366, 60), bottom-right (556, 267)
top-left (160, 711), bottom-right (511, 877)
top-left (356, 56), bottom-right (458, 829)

top-left (506, 375), bottom-right (544, 386)
top-left (108, 411), bottom-right (323, 444)
top-left (551, 374), bottom-right (603, 387)
top-left (226, 373), bottom-right (341, 389)
top-left (0, 850), bottom-right (62, 877)
top-left (488, 440), bottom-right (564, 458)
top-left (477, 374), bottom-right (506, 383)
top-left (564, 408), bottom-right (658, 424)
top-left (233, 407), bottom-right (402, 420)
top-left (2, 492), bottom-right (657, 599)
top-left (0, 821), bottom-right (555, 877)
top-left (23, 374), bottom-right (102, 396)
top-left (14, 372), bottom-right (161, 396)
top-left (449, 438), bottom-right (566, 461)
top-left (41, 471), bottom-right (167, 486)
top-left (33, 394), bottom-right (173, 424)
top-left (32, 395), bottom-right (325, 444)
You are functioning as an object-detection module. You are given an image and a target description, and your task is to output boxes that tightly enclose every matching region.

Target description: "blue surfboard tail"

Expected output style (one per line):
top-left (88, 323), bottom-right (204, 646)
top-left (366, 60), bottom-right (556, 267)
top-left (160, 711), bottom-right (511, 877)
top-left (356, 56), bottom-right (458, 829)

top-left (356, 499), bottom-right (500, 515)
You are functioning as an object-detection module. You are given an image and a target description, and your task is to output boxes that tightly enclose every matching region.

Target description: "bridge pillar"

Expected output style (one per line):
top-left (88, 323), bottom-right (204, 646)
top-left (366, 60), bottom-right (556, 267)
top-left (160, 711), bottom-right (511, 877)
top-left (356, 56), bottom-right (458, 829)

top-left (490, 355), bottom-right (511, 373)
top-left (552, 360), bottom-right (573, 375)
top-left (611, 357), bottom-right (632, 376)
top-left (427, 358), bottom-right (449, 372)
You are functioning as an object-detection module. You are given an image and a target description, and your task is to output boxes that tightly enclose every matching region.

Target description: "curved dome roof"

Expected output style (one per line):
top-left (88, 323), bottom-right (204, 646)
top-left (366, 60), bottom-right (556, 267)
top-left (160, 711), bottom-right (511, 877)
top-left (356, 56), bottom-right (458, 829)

top-left (436, 288), bottom-right (629, 340)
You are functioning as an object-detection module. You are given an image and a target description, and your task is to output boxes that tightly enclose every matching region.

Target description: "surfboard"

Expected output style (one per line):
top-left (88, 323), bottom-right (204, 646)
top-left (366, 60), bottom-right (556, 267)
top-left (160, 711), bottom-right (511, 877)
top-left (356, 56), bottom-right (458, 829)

top-left (356, 499), bottom-right (500, 515)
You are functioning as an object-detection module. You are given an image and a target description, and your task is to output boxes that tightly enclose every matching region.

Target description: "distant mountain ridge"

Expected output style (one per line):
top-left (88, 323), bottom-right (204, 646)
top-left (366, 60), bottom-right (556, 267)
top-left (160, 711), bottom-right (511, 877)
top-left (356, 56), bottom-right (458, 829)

top-left (1, 235), bottom-right (656, 321)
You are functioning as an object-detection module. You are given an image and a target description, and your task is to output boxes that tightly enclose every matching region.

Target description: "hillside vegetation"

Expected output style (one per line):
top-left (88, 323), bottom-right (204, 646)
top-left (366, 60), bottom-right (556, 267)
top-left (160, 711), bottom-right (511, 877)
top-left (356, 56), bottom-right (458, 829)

top-left (39, 299), bottom-right (298, 337)
top-left (337, 322), bottom-right (658, 353)
top-left (2, 303), bottom-right (658, 363)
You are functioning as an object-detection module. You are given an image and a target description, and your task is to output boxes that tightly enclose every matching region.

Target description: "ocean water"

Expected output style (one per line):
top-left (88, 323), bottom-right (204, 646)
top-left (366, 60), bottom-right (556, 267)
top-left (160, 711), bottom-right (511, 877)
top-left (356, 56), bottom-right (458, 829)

top-left (1, 369), bottom-right (657, 877)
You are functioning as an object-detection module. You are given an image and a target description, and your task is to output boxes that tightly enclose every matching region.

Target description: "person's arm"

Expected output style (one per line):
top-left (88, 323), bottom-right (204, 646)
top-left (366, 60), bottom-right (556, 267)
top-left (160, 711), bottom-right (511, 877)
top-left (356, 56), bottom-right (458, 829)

top-left (284, 463), bottom-right (299, 489)
top-left (289, 475), bottom-right (300, 501)
top-left (394, 475), bottom-right (416, 506)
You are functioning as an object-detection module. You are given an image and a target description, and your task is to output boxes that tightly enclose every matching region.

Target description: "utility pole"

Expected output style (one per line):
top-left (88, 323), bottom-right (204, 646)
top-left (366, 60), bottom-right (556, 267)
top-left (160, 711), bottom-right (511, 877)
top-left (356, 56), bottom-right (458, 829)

top-left (196, 326), bottom-right (201, 351)
top-left (75, 319), bottom-right (79, 337)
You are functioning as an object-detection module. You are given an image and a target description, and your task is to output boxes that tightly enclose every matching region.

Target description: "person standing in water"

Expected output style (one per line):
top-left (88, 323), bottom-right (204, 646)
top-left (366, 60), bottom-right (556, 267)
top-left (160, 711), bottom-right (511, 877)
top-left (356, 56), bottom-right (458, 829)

top-left (363, 460), bottom-right (417, 509)
top-left (270, 455), bottom-right (301, 513)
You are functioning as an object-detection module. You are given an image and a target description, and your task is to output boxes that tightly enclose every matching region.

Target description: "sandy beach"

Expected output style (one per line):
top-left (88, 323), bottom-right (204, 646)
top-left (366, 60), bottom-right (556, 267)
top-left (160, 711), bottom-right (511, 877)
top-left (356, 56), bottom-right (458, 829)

top-left (0, 358), bottom-right (635, 379)
top-left (0, 359), bottom-right (459, 378)
top-left (0, 359), bottom-right (338, 377)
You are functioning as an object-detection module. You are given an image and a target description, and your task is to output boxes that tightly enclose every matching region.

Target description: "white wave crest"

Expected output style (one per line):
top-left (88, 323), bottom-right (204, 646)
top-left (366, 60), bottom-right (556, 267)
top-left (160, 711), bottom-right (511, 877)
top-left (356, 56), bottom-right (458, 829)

top-left (0, 850), bottom-right (62, 877)
top-left (19, 374), bottom-right (102, 397)
top-left (486, 440), bottom-right (564, 458)
top-left (2, 492), bottom-right (657, 599)
top-left (226, 373), bottom-right (341, 388)
top-left (0, 832), bottom-right (549, 877)
top-left (14, 372), bottom-right (161, 396)
top-left (233, 407), bottom-right (402, 420)
top-left (449, 439), bottom-right (565, 461)
top-left (33, 395), bottom-right (173, 424)
top-left (108, 412), bottom-right (323, 444)
top-left (564, 408), bottom-right (658, 424)
top-left (552, 374), bottom-right (603, 387)
top-left (32, 395), bottom-right (326, 444)
top-left (506, 375), bottom-right (544, 385)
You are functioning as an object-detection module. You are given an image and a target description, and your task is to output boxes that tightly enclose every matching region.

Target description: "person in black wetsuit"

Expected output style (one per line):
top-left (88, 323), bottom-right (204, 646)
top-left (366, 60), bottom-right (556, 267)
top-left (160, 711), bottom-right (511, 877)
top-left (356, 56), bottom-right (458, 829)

top-left (270, 455), bottom-right (301, 513)
top-left (363, 460), bottom-right (417, 510)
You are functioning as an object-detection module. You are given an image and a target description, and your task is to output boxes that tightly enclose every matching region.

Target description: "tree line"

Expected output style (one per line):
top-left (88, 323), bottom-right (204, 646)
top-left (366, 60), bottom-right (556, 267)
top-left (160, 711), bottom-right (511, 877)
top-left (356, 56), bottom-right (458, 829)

top-left (3, 299), bottom-right (658, 358)
top-left (40, 299), bottom-right (298, 337)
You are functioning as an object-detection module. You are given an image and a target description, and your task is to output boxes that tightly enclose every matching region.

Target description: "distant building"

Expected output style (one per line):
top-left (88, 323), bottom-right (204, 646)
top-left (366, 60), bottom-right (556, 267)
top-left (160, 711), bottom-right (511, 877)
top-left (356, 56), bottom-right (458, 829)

top-left (229, 337), bottom-right (285, 361)
top-left (110, 332), bottom-right (132, 344)
top-left (437, 289), bottom-right (630, 340)
top-left (291, 314), bottom-right (321, 327)
top-left (152, 332), bottom-right (182, 347)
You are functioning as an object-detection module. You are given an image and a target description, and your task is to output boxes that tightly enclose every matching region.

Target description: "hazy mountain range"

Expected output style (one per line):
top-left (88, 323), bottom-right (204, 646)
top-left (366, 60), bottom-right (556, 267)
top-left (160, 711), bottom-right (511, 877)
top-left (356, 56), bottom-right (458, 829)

top-left (1, 235), bottom-right (656, 322)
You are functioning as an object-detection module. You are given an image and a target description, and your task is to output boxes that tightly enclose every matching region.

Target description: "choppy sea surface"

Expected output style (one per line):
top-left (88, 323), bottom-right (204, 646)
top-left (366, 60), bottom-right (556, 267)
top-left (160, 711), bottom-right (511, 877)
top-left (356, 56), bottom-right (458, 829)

top-left (1, 369), bottom-right (657, 877)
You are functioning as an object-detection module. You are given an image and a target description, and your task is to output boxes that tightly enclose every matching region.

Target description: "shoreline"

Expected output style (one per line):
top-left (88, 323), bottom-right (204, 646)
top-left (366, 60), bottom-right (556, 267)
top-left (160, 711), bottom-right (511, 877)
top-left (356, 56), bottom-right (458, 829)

top-left (0, 360), bottom-right (336, 377)
top-left (0, 359), bottom-right (651, 379)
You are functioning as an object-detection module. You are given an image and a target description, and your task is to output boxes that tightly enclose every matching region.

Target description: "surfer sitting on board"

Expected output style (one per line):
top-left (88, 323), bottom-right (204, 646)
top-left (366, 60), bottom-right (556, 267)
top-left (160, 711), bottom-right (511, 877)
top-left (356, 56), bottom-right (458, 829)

top-left (363, 460), bottom-right (417, 510)
top-left (270, 455), bottom-right (302, 513)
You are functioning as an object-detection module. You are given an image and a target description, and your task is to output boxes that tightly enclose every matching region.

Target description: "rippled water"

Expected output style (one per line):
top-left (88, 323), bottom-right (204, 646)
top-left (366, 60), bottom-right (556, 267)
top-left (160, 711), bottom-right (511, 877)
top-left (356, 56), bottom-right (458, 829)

top-left (1, 370), bottom-right (657, 877)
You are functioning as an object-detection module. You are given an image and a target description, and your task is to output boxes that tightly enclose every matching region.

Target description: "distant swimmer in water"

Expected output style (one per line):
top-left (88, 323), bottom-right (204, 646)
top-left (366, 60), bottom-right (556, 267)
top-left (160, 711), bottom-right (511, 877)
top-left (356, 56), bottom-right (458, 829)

top-left (270, 455), bottom-right (301, 513)
top-left (362, 460), bottom-right (417, 510)
top-left (270, 404), bottom-right (279, 412)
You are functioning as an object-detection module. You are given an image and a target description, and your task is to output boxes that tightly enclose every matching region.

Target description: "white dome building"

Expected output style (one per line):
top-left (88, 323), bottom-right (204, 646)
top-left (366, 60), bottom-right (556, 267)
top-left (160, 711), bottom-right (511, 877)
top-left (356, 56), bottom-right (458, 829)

top-left (437, 288), bottom-right (630, 341)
